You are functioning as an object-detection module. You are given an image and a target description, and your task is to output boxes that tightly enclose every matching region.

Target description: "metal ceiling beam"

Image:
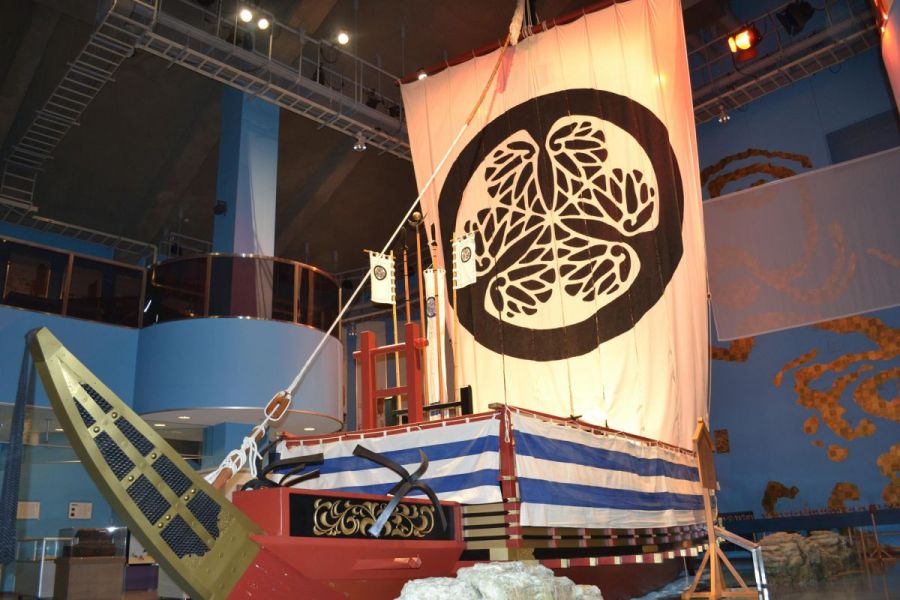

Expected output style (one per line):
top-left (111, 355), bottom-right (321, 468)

top-left (0, 4), bottom-right (61, 152)
top-left (689, 0), bottom-right (879, 124)
top-left (0, 0), bottom-right (152, 207)
top-left (136, 0), bottom-right (410, 160)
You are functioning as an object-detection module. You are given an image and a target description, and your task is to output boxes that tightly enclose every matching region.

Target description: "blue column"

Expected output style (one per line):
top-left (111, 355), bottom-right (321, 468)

top-left (213, 87), bottom-right (279, 255)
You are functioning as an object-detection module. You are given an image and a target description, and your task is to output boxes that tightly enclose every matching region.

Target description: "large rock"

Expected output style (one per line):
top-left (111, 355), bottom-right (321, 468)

top-left (396, 561), bottom-right (603, 600)
top-left (759, 530), bottom-right (857, 588)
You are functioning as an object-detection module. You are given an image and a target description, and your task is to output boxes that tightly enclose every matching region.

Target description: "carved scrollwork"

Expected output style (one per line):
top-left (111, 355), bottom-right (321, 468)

top-left (312, 498), bottom-right (436, 538)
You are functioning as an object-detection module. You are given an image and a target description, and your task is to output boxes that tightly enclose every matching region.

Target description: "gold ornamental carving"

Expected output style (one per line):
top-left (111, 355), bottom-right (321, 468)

top-left (312, 498), bottom-right (436, 538)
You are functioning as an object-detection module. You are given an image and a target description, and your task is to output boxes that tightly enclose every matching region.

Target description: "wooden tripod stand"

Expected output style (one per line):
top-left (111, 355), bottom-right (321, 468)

top-left (682, 419), bottom-right (763, 599)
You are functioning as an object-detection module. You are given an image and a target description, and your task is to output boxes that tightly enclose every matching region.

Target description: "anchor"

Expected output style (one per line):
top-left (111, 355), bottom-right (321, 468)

top-left (352, 445), bottom-right (447, 537)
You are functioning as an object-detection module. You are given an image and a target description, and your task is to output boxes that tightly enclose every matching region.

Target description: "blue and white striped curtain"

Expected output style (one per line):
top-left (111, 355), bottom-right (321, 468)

top-left (512, 412), bottom-right (704, 529)
top-left (275, 416), bottom-right (502, 505)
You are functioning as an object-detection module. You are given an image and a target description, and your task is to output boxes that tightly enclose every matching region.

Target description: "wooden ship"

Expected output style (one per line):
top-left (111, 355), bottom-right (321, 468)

top-left (25, 1), bottom-right (741, 598)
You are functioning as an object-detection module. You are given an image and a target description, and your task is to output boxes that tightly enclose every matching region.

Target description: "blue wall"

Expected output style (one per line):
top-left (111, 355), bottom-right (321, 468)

top-left (697, 49), bottom-right (896, 190)
top-left (0, 305), bottom-right (139, 409)
top-left (698, 46), bottom-right (900, 515)
top-left (0, 306), bottom-right (343, 591)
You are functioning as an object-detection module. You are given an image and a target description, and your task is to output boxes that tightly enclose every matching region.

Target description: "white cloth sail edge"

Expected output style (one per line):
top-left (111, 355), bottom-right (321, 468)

top-left (400, 0), bottom-right (708, 448)
top-left (423, 267), bottom-right (449, 405)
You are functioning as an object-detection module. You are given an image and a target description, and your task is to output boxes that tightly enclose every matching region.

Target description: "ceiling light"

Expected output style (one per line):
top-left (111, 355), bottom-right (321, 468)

top-left (776, 1), bottom-right (814, 36)
top-left (177, 415), bottom-right (191, 420)
top-left (55, 428), bottom-right (64, 432)
top-left (303, 427), bottom-right (316, 431)
top-left (337, 31), bottom-right (350, 45)
top-left (257, 17), bottom-right (270, 30)
top-left (717, 105), bottom-right (731, 124)
top-left (727, 25), bottom-right (761, 62)
top-left (153, 423), bottom-right (166, 428)
top-left (353, 135), bottom-right (367, 152)
top-left (239, 7), bottom-right (253, 23)
top-left (417, 69), bottom-right (428, 81)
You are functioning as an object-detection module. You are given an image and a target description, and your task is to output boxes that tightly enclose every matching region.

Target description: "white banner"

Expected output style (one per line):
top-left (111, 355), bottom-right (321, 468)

top-left (401, 0), bottom-right (707, 448)
top-left (424, 267), bottom-right (448, 406)
top-left (368, 252), bottom-right (395, 305)
top-left (452, 234), bottom-right (478, 289)
top-left (706, 147), bottom-right (900, 340)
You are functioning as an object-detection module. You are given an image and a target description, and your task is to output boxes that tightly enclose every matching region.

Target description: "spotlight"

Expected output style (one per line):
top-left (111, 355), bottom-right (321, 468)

top-left (417, 69), bottom-right (427, 81)
top-left (337, 31), bottom-right (350, 45)
top-left (365, 90), bottom-right (380, 109)
top-left (353, 135), bottom-right (367, 152)
top-left (257, 17), bottom-right (270, 30)
top-left (239, 7), bottom-right (253, 23)
top-left (717, 105), bottom-right (731, 124)
top-left (776, 1), bottom-right (814, 36)
top-left (727, 25), bottom-right (761, 62)
top-left (388, 104), bottom-right (401, 118)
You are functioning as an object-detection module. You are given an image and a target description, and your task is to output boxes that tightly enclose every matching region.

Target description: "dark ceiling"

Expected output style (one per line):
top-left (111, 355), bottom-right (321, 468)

top-left (0, 0), bottom-right (727, 273)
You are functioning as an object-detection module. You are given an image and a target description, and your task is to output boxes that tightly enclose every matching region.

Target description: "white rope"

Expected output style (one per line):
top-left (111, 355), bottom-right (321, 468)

top-left (203, 417), bottom-right (272, 484)
top-left (210, 0), bottom-right (521, 491)
top-left (283, 121), bottom-right (470, 400)
top-left (509, 0), bottom-right (526, 45)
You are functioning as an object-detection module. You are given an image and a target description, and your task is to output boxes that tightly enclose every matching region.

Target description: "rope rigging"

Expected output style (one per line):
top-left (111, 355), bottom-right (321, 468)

top-left (207, 0), bottom-right (527, 489)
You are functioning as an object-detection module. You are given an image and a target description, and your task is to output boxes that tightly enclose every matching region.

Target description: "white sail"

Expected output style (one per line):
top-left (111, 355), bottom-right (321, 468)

top-left (400, 0), bottom-right (707, 448)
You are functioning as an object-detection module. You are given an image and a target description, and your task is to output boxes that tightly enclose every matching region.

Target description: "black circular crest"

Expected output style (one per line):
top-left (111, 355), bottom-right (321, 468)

top-left (439, 89), bottom-right (684, 361)
top-left (373, 265), bottom-right (387, 281)
top-left (460, 246), bottom-right (472, 263)
top-left (426, 296), bottom-right (437, 318)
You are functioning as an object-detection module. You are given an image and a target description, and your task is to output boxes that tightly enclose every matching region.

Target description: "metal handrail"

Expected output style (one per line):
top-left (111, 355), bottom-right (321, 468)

top-left (147, 253), bottom-right (341, 334)
top-left (156, 251), bottom-right (338, 284)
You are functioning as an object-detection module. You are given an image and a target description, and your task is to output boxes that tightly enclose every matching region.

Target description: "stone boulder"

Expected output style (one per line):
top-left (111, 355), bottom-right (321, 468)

top-left (759, 530), bottom-right (857, 588)
top-left (396, 561), bottom-right (603, 600)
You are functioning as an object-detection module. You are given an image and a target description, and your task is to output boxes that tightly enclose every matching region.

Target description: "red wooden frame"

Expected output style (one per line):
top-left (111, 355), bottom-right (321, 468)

top-left (353, 321), bottom-right (426, 429)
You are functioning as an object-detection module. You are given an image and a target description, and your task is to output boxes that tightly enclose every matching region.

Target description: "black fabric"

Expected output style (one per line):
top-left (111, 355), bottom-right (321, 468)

top-left (160, 515), bottom-right (208, 559)
top-left (114, 417), bottom-right (154, 456)
top-left (127, 475), bottom-right (170, 525)
top-left (74, 399), bottom-right (96, 427)
top-left (0, 340), bottom-right (35, 565)
top-left (81, 383), bottom-right (113, 413)
top-left (152, 455), bottom-right (192, 497)
top-left (93, 431), bottom-right (134, 480)
top-left (186, 491), bottom-right (221, 538)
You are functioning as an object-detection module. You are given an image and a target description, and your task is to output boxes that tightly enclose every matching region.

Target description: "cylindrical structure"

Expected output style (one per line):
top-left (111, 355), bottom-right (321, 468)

top-left (134, 318), bottom-right (343, 432)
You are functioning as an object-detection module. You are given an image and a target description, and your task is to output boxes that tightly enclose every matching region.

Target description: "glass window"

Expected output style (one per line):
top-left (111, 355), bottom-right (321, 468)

top-left (0, 240), bottom-right (68, 315)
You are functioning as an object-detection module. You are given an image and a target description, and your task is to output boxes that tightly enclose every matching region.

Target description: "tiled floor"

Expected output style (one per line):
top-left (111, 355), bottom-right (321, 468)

top-left (636, 560), bottom-right (897, 600)
top-left (4, 562), bottom-right (896, 598)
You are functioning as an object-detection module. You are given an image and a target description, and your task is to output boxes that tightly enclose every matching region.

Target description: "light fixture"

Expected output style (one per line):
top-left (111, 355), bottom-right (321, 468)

top-left (353, 135), bottom-right (367, 152)
top-left (727, 25), bottom-right (761, 62)
top-left (303, 426), bottom-right (316, 432)
top-left (337, 31), bottom-right (350, 45)
top-left (776, 1), bottom-right (814, 36)
top-left (365, 90), bottom-right (380, 109)
top-left (417, 69), bottom-right (428, 81)
top-left (55, 428), bottom-right (64, 432)
top-left (257, 16), bottom-right (270, 30)
top-left (239, 7), bottom-right (253, 23)
top-left (177, 415), bottom-right (191, 420)
top-left (717, 104), bottom-right (731, 124)
top-left (153, 423), bottom-right (166, 428)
